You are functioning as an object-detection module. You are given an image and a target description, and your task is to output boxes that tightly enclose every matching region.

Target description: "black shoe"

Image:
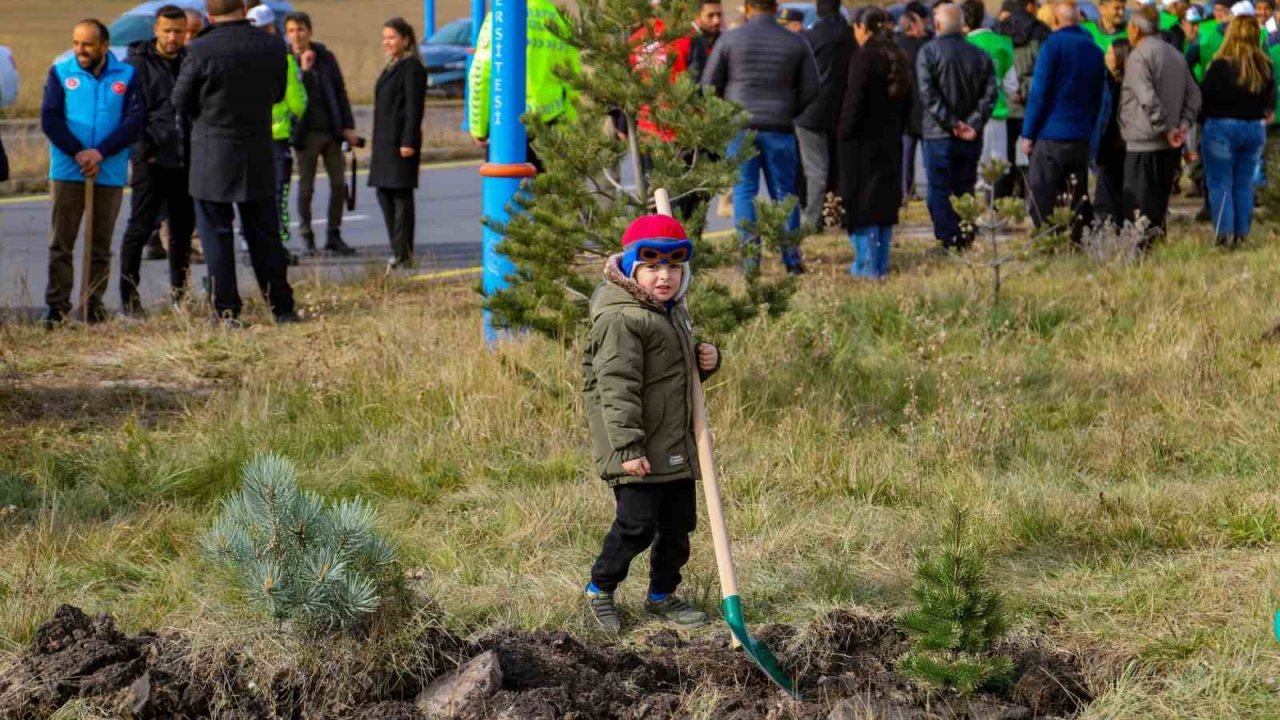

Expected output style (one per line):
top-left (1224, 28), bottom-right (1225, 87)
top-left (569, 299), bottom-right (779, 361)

top-left (325, 234), bottom-right (357, 256)
top-left (1232, 234), bottom-right (1246, 248)
top-left (301, 232), bottom-right (318, 256)
top-left (1195, 206), bottom-right (1212, 223)
top-left (283, 247), bottom-right (300, 266)
top-left (786, 263), bottom-right (807, 276)
top-left (273, 311), bottom-right (302, 324)
top-left (121, 300), bottom-right (146, 319)
top-left (1215, 234), bottom-right (1231, 247)
top-left (86, 303), bottom-right (112, 325)
top-left (41, 307), bottom-right (65, 330)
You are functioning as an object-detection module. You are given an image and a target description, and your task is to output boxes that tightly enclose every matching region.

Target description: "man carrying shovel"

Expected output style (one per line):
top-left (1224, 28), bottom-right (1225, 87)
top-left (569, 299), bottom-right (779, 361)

top-left (582, 214), bottom-right (721, 633)
top-left (40, 18), bottom-right (144, 328)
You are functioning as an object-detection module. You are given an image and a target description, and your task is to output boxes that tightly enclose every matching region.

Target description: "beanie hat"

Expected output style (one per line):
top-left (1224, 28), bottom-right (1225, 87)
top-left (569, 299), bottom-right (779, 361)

top-left (1232, 0), bottom-right (1255, 15)
top-left (247, 5), bottom-right (276, 27)
top-left (620, 215), bottom-right (693, 279)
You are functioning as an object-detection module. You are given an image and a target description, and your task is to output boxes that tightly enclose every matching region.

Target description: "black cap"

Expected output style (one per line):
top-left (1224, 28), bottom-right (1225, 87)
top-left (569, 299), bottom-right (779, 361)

top-left (778, 8), bottom-right (805, 22)
top-left (907, 1), bottom-right (931, 17)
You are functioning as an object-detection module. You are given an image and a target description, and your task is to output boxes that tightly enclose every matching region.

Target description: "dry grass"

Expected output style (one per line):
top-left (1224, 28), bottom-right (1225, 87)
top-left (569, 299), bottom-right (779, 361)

top-left (0, 0), bottom-right (476, 118)
top-left (5, 223), bottom-right (1280, 717)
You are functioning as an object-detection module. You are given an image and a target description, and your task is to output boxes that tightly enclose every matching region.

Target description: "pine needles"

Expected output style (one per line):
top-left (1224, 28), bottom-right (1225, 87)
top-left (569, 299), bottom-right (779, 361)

top-left (897, 504), bottom-right (1013, 695)
top-left (200, 454), bottom-right (399, 632)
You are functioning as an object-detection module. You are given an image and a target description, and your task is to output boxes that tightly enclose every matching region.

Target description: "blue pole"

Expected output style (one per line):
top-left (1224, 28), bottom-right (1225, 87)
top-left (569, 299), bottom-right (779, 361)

top-left (424, 0), bottom-right (437, 40)
top-left (480, 0), bottom-right (532, 343)
top-left (462, 0), bottom-right (486, 133)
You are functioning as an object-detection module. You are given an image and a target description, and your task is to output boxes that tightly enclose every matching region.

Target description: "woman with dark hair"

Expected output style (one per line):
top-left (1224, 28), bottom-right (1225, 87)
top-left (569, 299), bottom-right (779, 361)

top-left (370, 17), bottom-right (428, 269)
top-left (837, 6), bottom-right (913, 279)
top-left (1093, 38), bottom-right (1129, 225)
top-left (1201, 15), bottom-right (1276, 247)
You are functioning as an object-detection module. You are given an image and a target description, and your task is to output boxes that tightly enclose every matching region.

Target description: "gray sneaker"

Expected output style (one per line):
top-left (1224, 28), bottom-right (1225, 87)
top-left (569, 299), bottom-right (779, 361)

top-left (644, 595), bottom-right (708, 628)
top-left (585, 587), bottom-right (621, 633)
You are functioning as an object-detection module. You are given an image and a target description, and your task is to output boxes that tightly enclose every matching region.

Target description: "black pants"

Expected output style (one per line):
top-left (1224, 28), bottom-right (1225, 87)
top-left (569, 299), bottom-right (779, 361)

top-left (590, 479), bottom-right (697, 595)
top-left (295, 130), bottom-right (345, 240)
top-left (1028, 139), bottom-right (1093, 242)
top-left (1123, 148), bottom-right (1181, 243)
top-left (274, 140), bottom-right (294, 244)
top-left (376, 188), bottom-right (415, 262)
top-left (120, 161), bottom-right (195, 309)
top-left (193, 197), bottom-right (295, 318)
top-left (1093, 157), bottom-right (1126, 225)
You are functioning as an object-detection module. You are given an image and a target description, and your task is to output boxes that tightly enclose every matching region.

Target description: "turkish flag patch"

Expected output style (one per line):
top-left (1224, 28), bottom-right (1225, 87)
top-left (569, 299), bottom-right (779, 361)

top-left (111, 81), bottom-right (126, 95)
top-left (64, 77), bottom-right (80, 90)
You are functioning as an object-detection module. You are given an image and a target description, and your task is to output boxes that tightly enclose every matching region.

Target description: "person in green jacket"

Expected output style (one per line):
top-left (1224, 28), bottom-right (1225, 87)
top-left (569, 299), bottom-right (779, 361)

top-left (964, 0), bottom-right (1016, 196)
top-left (250, 6), bottom-right (307, 252)
top-left (467, 0), bottom-right (580, 171)
top-left (1083, 0), bottom-right (1128, 50)
top-left (582, 214), bottom-right (721, 635)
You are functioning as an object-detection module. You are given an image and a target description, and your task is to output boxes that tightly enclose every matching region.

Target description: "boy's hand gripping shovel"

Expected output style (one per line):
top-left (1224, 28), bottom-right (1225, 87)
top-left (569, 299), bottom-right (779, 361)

top-left (653, 188), bottom-right (800, 699)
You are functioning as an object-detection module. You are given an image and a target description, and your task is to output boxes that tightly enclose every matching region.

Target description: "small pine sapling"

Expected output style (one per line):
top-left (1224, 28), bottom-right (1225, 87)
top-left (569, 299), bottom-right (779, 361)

top-left (897, 504), bottom-right (1013, 695)
top-left (201, 454), bottom-right (399, 632)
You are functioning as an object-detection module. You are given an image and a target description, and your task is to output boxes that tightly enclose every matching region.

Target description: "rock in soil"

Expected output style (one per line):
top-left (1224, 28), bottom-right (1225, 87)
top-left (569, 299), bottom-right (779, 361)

top-left (0, 606), bottom-right (1105, 720)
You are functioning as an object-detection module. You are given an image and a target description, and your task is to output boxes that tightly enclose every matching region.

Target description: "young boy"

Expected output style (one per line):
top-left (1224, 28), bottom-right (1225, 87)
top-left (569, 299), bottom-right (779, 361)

top-left (582, 214), bottom-right (721, 633)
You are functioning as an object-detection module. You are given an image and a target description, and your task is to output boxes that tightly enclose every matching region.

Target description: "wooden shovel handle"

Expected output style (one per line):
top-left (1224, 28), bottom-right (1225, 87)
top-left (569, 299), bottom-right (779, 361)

top-left (654, 187), bottom-right (742, 600)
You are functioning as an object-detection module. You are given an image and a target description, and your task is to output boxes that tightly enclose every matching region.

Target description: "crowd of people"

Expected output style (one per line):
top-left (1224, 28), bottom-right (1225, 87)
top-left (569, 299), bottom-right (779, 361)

top-left (28, 0), bottom-right (1280, 325)
top-left (623, 0), bottom-right (1280, 279)
top-left (36, 0), bottom-right (427, 328)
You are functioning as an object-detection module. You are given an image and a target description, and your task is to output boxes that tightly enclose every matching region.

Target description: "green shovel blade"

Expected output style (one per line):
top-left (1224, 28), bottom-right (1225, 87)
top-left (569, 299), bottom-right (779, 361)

top-left (721, 595), bottom-right (801, 699)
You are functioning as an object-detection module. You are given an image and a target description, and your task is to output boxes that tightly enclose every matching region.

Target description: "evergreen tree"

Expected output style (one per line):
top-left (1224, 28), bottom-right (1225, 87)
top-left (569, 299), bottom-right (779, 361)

top-left (897, 504), bottom-right (1013, 694)
top-left (484, 0), bottom-right (799, 341)
top-left (200, 454), bottom-right (399, 632)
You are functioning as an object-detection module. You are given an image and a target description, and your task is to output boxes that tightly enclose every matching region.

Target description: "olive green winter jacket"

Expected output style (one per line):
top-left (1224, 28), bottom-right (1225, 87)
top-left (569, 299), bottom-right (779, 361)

top-left (582, 256), bottom-right (718, 486)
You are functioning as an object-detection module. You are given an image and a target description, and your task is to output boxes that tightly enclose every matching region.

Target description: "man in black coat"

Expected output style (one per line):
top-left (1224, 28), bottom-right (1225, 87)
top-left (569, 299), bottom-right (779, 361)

top-left (172, 0), bottom-right (296, 323)
top-left (119, 4), bottom-right (196, 315)
top-left (795, 0), bottom-right (854, 230)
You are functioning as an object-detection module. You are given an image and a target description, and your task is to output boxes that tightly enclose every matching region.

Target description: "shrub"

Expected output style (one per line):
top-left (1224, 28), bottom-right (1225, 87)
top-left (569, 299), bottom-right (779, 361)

top-left (897, 504), bottom-right (1013, 694)
top-left (200, 454), bottom-right (399, 632)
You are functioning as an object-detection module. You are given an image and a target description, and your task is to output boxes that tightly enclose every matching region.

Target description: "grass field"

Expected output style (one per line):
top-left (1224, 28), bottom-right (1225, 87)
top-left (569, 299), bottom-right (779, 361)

top-left (3, 216), bottom-right (1280, 716)
top-left (0, 0), bottom-right (476, 118)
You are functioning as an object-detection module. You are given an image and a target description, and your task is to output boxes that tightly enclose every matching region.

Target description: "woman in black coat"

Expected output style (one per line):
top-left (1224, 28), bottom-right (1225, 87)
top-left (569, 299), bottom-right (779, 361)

top-left (838, 7), bottom-right (913, 279)
top-left (370, 17), bottom-right (428, 270)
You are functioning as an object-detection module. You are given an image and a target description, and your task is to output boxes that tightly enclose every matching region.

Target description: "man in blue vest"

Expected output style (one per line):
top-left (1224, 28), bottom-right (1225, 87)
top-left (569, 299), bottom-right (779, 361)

top-left (40, 19), bottom-right (144, 327)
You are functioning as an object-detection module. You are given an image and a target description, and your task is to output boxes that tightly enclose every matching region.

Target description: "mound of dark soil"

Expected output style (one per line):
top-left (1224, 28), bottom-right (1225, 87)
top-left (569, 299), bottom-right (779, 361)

top-left (0, 605), bottom-right (1102, 719)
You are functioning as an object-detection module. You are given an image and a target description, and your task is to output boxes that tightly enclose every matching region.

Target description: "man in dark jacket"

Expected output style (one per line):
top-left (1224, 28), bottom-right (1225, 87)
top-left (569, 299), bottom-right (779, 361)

top-left (173, 0), bottom-right (296, 323)
top-left (119, 5), bottom-right (195, 315)
top-left (795, 0), bottom-right (853, 230)
top-left (686, 1), bottom-right (723, 83)
top-left (896, 3), bottom-right (930, 202)
top-left (994, 0), bottom-right (1050, 198)
top-left (285, 12), bottom-right (358, 256)
top-left (916, 2), bottom-right (997, 249)
top-left (41, 19), bottom-right (144, 327)
top-left (1019, 1), bottom-right (1105, 239)
top-left (703, 0), bottom-right (819, 274)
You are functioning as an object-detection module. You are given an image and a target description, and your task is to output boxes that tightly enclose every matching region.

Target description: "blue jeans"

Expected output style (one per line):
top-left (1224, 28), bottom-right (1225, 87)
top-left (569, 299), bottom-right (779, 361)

top-left (849, 225), bottom-right (893, 278)
top-left (727, 131), bottom-right (803, 272)
top-left (1202, 117), bottom-right (1266, 238)
top-left (923, 137), bottom-right (982, 248)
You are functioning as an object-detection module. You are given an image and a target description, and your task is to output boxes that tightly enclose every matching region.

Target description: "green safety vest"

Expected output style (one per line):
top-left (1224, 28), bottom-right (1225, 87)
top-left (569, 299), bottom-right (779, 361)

top-left (1159, 10), bottom-right (1179, 32)
top-left (1082, 20), bottom-right (1126, 52)
top-left (272, 53), bottom-right (307, 142)
top-left (467, 0), bottom-right (581, 140)
top-left (1269, 42), bottom-right (1280, 123)
top-left (1192, 20), bottom-right (1266, 82)
top-left (967, 30), bottom-right (1014, 120)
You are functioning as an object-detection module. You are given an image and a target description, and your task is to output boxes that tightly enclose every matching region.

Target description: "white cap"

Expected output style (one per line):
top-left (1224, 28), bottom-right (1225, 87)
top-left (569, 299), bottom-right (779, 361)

top-left (1232, 0), bottom-right (1256, 15)
top-left (1139, 0), bottom-right (1157, 7)
top-left (247, 5), bottom-right (276, 27)
top-left (1185, 6), bottom-right (1203, 20)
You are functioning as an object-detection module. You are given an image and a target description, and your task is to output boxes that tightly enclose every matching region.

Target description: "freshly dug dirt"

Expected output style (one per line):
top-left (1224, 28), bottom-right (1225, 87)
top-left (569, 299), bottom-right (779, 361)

top-left (0, 605), bottom-right (1103, 719)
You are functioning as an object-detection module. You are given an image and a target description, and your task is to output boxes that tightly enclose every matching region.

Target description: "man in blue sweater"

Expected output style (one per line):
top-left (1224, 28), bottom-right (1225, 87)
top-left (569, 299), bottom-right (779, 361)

top-left (40, 19), bottom-right (144, 327)
top-left (1020, 1), bottom-right (1105, 240)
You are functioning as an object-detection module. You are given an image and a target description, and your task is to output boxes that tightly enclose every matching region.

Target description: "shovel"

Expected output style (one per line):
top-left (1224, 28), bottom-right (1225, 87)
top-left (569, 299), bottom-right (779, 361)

top-left (653, 188), bottom-right (800, 699)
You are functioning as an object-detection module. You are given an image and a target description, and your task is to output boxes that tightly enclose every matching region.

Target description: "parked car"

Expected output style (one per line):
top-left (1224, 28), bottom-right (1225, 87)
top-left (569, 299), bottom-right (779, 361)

top-left (58, 0), bottom-right (295, 61)
top-left (0, 45), bottom-right (17, 109)
top-left (421, 18), bottom-right (473, 98)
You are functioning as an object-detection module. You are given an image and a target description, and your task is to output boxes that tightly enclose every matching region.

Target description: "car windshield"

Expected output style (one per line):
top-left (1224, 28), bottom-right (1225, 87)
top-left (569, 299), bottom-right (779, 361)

top-left (109, 14), bottom-right (155, 46)
top-left (427, 20), bottom-right (471, 45)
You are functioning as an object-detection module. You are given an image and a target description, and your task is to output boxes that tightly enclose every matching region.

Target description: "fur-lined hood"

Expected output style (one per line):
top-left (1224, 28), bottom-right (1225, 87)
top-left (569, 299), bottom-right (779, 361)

top-left (593, 254), bottom-right (690, 318)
